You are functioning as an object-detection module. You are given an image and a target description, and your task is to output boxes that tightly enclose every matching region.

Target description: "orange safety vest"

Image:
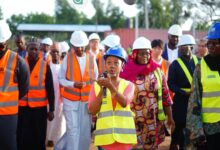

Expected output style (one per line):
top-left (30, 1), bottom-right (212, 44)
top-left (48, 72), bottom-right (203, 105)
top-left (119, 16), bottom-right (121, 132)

top-left (0, 50), bottom-right (19, 115)
top-left (63, 52), bottom-right (95, 102)
top-left (160, 59), bottom-right (174, 99)
top-left (39, 51), bottom-right (51, 63)
top-left (161, 58), bottom-right (169, 77)
top-left (96, 52), bottom-right (105, 74)
top-left (19, 58), bottom-right (48, 107)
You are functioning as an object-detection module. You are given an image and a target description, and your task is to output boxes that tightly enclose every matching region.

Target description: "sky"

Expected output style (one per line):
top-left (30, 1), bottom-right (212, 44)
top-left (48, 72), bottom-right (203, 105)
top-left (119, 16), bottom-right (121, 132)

top-left (0, 0), bottom-right (138, 20)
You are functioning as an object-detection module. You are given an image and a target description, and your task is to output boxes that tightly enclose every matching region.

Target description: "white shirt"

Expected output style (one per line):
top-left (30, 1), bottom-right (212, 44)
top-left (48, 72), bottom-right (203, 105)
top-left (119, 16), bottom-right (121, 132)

top-left (43, 51), bottom-right (50, 60)
top-left (167, 45), bottom-right (178, 63)
top-left (154, 57), bottom-right (163, 65)
top-left (89, 49), bottom-right (100, 60)
top-left (58, 52), bottom-right (98, 88)
top-left (89, 49), bottom-right (99, 56)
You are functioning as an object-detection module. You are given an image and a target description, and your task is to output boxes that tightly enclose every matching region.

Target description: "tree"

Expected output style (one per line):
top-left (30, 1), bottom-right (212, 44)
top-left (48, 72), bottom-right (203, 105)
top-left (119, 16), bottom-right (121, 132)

top-left (105, 0), bottom-right (126, 29)
top-left (25, 13), bottom-right (54, 24)
top-left (55, 0), bottom-right (85, 24)
top-left (136, 0), bottom-right (185, 29)
top-left (7, 14), bottom-right (26, 35)
top-left (90, 0), bottom-right (126, 29)
top-left (183, 0), bottom-right (220, 30)
top-left (7, 13), bottom-right (54, 36)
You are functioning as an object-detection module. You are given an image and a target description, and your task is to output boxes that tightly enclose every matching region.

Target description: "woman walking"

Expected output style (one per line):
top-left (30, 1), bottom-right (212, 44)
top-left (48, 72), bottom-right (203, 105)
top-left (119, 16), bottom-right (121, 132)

top-left (120, 37), bottom-right (174, 150)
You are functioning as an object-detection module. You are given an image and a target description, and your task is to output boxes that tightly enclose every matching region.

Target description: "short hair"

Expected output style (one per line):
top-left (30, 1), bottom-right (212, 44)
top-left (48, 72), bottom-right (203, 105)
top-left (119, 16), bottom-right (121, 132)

top-left (151, 39), bottom-right (164, 49)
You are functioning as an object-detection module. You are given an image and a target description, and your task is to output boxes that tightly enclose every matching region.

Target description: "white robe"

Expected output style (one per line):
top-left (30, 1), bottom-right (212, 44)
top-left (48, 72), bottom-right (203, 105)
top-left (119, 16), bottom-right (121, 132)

top-left (55, 54), bottom-right (98, 150)
top-left (47, 62), bottom-right (66, 143)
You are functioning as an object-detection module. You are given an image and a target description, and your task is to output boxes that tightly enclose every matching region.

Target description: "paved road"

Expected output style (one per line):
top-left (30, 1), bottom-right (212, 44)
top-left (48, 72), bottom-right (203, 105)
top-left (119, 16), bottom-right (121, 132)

top-left (47, 136), bottom-right (171, 150)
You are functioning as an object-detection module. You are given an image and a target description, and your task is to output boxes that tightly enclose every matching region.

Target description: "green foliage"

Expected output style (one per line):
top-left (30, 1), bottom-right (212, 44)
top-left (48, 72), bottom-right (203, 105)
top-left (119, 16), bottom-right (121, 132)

top-left (196, 22), bottom-right (211, 30)
top-left (7, 13), bottom-right (54, 37)
top-left (55, 0), bottom-right (126, 28)
top-left (55, 0), bottom-right (84, 24)
top-left (90, 0), bottom-right (126, 29)
top-left (7, 14), bottom-right (26, 35)
top-left (105, 2), bottom-right (126, 29)
top-left (136, 0), bottom-right (184, 29)
top-left (25, 13), bottom-right (54, 24)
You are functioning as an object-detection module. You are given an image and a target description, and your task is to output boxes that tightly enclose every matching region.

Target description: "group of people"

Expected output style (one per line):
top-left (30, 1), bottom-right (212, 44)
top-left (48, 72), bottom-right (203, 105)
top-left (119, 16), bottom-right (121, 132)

top-left (0, 18), bottom-right (220, 150)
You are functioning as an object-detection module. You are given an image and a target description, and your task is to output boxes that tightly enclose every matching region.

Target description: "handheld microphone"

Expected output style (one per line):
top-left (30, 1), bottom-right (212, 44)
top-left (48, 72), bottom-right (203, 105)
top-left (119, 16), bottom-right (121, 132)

top-left (102, 71), bottom-right (108, 98)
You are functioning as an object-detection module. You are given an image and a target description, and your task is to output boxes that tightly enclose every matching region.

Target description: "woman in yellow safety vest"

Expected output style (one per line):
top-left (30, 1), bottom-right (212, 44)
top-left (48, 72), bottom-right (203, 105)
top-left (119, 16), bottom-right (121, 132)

top-left (120, 37), bottom-right (175, 150)
top-left (88, 46), bottom-right (137, 150)
top-left (186, 22), bottom-right (220, 150)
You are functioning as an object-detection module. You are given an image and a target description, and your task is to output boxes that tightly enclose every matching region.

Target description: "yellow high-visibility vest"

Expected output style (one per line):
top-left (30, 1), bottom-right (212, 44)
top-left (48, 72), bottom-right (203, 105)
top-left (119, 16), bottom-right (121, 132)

top-left (176, 55), bottom-right (198, 92)
top-left (94, 79), bottom-right (137, 146)
top-left (201, 58), bottom-right (220, 123)
top-left (154, 68), bottom-right (166, 121)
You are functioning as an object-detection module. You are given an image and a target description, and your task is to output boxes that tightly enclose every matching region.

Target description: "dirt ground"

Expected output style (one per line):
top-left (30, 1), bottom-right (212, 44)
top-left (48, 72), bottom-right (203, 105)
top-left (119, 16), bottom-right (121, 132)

top-left (47, 136), bottom-right (171, 150)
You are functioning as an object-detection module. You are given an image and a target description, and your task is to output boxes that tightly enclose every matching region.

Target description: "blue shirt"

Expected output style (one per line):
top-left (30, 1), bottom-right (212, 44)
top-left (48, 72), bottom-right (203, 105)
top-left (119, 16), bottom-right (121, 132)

top-left (18, 50), bottom-right (27, 58)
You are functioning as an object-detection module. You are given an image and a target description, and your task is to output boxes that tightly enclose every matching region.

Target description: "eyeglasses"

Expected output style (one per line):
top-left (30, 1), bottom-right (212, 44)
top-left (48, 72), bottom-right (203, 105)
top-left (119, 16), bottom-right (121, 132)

top-left (137, 49), bottom-right (151, 56)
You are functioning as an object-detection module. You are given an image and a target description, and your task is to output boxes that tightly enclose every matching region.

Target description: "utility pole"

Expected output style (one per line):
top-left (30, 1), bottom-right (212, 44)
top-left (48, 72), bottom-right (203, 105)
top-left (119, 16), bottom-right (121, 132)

top-left (145, 0), bottom-right (149, 29)
top-left (135, 12), bottom-right (139, 39)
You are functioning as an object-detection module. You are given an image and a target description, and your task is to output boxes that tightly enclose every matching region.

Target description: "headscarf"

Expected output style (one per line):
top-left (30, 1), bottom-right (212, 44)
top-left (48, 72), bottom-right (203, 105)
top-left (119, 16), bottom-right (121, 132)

top-left (120, 49), bottom-right (159, 82)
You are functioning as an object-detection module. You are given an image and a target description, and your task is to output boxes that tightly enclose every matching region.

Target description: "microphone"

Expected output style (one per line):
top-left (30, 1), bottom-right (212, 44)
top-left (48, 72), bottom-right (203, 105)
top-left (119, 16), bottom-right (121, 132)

top-left (102, 71), bottom-right (108, 98)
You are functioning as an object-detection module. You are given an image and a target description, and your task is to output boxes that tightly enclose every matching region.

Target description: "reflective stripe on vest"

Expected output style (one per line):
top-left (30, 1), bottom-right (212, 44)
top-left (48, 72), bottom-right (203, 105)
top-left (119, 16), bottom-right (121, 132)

top-left (97, 110), bottom-right (133, 119)
top-left (177, 55), bottom-right (198, 92)
top-left (0, 50), bottom-right (19, 115)
top-left (201, 58), bottom-right (220, 123)
top-left (39, 51), bottom-right (51, 63)
top-left (19, 58), bottom-right (48, 107)
top-left (63, 52), bottom-right (95, 101)
top-left (154, 68), bottom-right (166, 121)
top-left (95, 128), bottom-right (137, 135)
top-left (94, 79), bottom-right (137, 146)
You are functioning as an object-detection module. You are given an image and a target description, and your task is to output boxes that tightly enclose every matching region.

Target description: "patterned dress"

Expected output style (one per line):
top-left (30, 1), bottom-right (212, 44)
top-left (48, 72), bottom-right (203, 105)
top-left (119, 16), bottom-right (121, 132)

top-left (131, 71), bottom-right (172, 150)
top-left (186, 65), bottom-right (220, 148)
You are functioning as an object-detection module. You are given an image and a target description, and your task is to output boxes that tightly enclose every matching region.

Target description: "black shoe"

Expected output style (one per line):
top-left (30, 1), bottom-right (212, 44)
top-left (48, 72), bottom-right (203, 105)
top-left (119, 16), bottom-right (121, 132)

top-left (169, 144), bottom-right (178, 150)
top-left (47, 140), bottom-right (54, 147)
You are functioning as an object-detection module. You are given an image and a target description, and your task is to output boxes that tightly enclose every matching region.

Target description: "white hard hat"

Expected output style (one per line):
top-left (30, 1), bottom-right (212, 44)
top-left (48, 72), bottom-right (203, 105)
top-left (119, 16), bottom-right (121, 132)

top-left (178, 34), bottom-right (196, 46)
top-left (132, 37), bottom-right (151, 50)
top-left (41, 37), bottom-right (53, 46)
top-left (102, 34), bottom-right (120, 48)
top-left (0, 20), bottom-right (12, 43)
top-left (89, 33), bottom-right (100, 41)
top-left (168, 24), bottom-right (182, 36)
top-left (70, 30), bottom-right (88, 47)
top-left (60, 41), bottom-right (70, 53)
